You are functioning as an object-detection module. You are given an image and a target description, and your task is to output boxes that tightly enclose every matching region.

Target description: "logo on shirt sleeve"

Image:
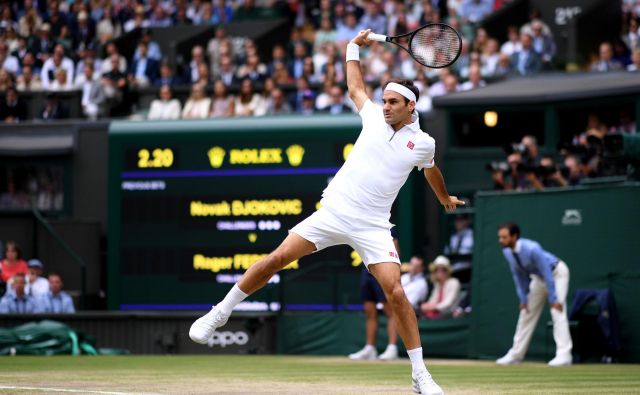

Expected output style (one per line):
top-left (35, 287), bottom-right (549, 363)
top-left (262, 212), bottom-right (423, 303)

top-left (407, 141), bottom-right (415, 150)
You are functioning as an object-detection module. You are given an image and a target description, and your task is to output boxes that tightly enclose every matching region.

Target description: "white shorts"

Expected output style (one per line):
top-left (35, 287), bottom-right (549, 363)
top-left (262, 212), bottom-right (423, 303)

top-left (289, 207), bottom-right (401, 268)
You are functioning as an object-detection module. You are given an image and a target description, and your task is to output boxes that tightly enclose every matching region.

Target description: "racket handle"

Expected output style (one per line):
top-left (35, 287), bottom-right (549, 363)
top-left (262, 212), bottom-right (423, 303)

top-left (368, 33), bottom-right (387, 42)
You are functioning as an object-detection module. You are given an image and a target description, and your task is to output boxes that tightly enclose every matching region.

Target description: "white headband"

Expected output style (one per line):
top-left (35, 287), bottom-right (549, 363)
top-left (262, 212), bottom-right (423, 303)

top-left (384, 82), bottom-right (416, 102)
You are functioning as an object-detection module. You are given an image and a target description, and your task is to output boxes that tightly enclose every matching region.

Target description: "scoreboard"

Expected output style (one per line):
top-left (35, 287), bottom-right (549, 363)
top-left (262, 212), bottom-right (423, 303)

top-left (107, 115), bottom-right (420, 310)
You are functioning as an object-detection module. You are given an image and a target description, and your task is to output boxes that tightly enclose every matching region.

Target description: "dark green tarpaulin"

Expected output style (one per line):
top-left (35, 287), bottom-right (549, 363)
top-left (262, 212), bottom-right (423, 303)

top-left (0, 320), bottom-right (101, 356)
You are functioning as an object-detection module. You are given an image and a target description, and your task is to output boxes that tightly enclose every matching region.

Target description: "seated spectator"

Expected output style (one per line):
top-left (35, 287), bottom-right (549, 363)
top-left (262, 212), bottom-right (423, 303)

top-left (253, 78), bottom-right (274, 116)
top-left (314, 17), bottom-right (336, 53)
top-left (481, 39), bottom-right (501, 77)
top-left (77, 63), bottom-right (105, 120)
top-left (236, 53), bottom-right (267, 83)
top-left (210, 80), bottom-right (234, 117)
top-left (443, 74), bottom-right (460, 95)
top-left (494, 53), bottom-right (512, 77)
top-left (149, 4), bottom-right (172, 27)
top-left (420, 256), bottom-right (461, 319)
top-left (41, 272), bottom-right (75, 313)
top-left (0, 273), bottom-right (42, 313)
top-left (234, 79), bottom-right (261, 116)
top-left (0, 87), bottom-right (27, 123)
top-left (460, 65), bottom-right (485, 91)
top-left (102, 54), bottom-right (129, 116)
top-left (128, 42), bottom-right (160, 88)
top-left (134, 29), bottom-right (162, 62)
top-left (100, 42), bottom-right (127, 75)
top-left (0, 240), bottom-right (28, 285)
top-left (181, 82), bottom-right (210, 119)
top-left (501, 25), bottom-right (523, 57)
top-left (459, 0), bottom-right (493, 24)
top-left (510, 33), bottom-right (542, 76)
top-left (39, 93), bottom-right (69, 121)
top-left (360, 1), bottom-right (386, 35)
top-left (401, 256), bottom-right (428, 312)
top-left (49, 68), bottom-right (73, 91)
top-left (271, 61), bottom-right (293, 85)
top-left (300, 89), bottom-right (316, 115)
top-left (0, 41), bottom-right (20, 76)
top-left (155, 62), bottom-right (180, 87)
top-left (16, 65), bottom-right (43, 91)
top-left (428, 68), bottom-right (451, 97)
top-left (25, 259), bottom-right (49, 298)
top-left (73, 11), bottom-right (96, 51)
top-left (591, 42), bottom-right (624, 72)
top-left (183, 45), bottom-right (205, 84)
top-left (123, 5), bottom-right (150, 33)
top-left (444, 214), bottom-right (474, 273)
top-left (335, 13), bottom-right (362, 46)
top-left (0, 68), bottom-right (12, 92)
top-left (530, 20), bottom-right (556, 67)
top-left (266, 87), bottom-right (292, 115)
top-left (627, 48), bottom-right (640, 71)
top-left (217, 55), bottom-right (237, 86)
top-left (41, 44), bottom-right (74, 90)
top-left (18, 6), bottom-right (43, 39)
top-left (148, 85), bottom-right (181, 120)
top-left (320, 85), bottom-right (351, 114)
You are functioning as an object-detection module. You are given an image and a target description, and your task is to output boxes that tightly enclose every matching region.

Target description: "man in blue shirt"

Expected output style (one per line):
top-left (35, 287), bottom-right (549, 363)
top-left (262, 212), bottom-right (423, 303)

top-left (0, 273), bottom-right (43, 313)
top-left (496, 222), bottom-right (573, 367)
top-left (41, 273), bottom-right (75, 314)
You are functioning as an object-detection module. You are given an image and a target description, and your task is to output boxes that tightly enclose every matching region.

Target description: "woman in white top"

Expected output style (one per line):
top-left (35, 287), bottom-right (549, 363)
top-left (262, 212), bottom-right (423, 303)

top-left (182, 82), bottom-right (211, 119)
top-left (420, 256), bottom-right (461, 319)
top-left (253, 77), bottom-right (274, 117)
top-left (148, 85), bottom-right (182, 120)
top-left (234, 79), bottom-right (261, 116)
top-left (210, 80), bottom-right (234, 118)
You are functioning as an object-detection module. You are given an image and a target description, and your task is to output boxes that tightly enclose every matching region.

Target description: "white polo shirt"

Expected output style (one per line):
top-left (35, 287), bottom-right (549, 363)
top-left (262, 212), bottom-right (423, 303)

top-left (321, 99), bottom-right (435, 222)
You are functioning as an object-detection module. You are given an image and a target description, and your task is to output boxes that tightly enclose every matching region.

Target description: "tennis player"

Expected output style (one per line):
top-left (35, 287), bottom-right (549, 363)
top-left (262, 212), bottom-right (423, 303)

top-left (190, 29), bottom-right (463, 395)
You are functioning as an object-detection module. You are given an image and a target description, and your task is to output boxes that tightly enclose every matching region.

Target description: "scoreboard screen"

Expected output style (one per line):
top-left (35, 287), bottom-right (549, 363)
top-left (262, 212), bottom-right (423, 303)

top-left (107, 116), bottom-right (420, 310)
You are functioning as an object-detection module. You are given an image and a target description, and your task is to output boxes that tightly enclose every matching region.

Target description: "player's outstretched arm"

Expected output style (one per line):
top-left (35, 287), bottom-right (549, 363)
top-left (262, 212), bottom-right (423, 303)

top-left (346, 29), bottom-right (372, 112)
top-left (423, 166), bottom-right (465, 212)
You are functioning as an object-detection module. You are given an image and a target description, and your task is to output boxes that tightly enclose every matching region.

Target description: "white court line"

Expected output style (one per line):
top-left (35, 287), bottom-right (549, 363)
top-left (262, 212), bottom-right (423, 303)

top-left (0, 385), bottom-right (166, 395)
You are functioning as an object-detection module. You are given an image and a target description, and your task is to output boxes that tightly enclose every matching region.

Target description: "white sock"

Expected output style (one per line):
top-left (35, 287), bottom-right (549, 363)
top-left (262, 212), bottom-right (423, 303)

top-left (215, 284), bottom-right (248, 315)
top-left (386, 344), bottom-right (398, 350)
top-left (364, 344), bottom-right (376, 351)
top-left (407, 347), bottom-right (426, 373)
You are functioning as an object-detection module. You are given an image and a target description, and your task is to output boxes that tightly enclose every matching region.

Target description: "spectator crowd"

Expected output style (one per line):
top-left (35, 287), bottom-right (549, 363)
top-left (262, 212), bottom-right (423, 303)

top-left (0, 240), bottom-right (75, 314)
top-left (0, 0), bottom-right (637, 123)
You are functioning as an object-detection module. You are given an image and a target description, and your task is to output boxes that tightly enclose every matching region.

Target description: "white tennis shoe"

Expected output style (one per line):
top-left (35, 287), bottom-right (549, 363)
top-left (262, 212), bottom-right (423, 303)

top-left (378, 344), bottom-right (399, 361)
top-left (189, 307), bottom-right (229, 344)
top-left (348, 345), bottom-right (377, 360)
top-left (496, 353), bottom-right (523, 365)
top-left (412, 369), bottom-right (444, 395)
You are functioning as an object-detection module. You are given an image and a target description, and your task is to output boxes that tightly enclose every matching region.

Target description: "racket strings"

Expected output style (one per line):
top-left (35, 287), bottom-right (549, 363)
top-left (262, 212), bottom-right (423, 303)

top-left (410, 25), bottom-right (461, 68)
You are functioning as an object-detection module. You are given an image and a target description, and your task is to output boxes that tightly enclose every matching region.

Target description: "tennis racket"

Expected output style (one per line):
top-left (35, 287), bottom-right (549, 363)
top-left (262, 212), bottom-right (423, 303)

top-left (368, 23), bottom-right (462, 69)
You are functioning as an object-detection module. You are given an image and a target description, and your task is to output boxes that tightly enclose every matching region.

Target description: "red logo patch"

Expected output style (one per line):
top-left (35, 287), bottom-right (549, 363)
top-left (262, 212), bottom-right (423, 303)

top-left (389, 251), bottom-right (398, 259)
top-left (407, 141), bottom-right (415, 150)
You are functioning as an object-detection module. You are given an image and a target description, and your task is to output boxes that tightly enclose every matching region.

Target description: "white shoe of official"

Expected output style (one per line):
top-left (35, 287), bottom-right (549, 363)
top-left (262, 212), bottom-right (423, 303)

top-left (412, 369), bottom-right (444, 395)
top-left (378, 344), bottom-right (399, 361)
top-left (496, 354), bottom-right (523, 365)
top-left (348, 345), bottom-right (377, 360)
top-left (189, 307), bottom-right (230, 344)
top-left (548, 356), bottom-right (572, 367)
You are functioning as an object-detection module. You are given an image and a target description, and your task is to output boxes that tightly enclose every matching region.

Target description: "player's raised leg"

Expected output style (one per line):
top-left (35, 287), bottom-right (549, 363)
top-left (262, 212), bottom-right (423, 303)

top-left (189, 233), bottom-right (316, 344)
top-left (369, 262), bottom-right (443, 395)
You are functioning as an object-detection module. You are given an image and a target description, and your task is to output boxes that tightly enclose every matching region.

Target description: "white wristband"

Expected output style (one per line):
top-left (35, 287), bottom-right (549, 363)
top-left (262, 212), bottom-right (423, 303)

top-left (346, 42), bottom-right (360, 62)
